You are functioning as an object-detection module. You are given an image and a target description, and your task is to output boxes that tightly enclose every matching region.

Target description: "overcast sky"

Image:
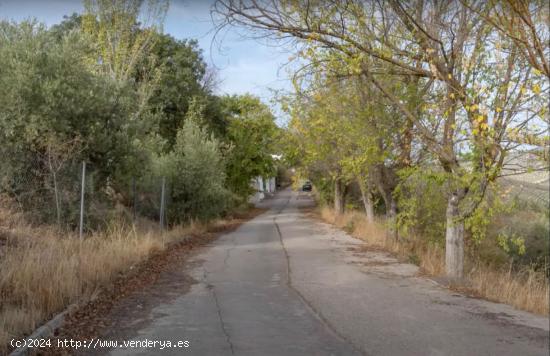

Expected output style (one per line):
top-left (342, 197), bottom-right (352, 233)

top-left (0, 0), bottom-right (294, 120)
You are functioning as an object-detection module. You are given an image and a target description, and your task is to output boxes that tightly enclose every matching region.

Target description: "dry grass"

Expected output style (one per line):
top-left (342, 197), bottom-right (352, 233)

top-left (318, 206), bottom-right (549, 315)
top-left (0, 197), bottom-right (229, 354)
top-left (466, 264), bottom-right (548, 315)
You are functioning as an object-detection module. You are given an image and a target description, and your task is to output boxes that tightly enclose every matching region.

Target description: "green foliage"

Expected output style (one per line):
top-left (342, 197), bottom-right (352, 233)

top-left (395, 167), bottom-right (447, 244)
top-left (162, 115), bottom-right (230, 222)
top-left (463, 179), bottom-right (510, 244)
top-left (489, 203), bottom-right (549, 268)
top-left (307, 174), bottom-right (334, 205)
top-left (0, 5), bottom-right (280, 229)
top-left (51, 10), bottom-right (221, 151)
top-left (0, 21), bottom-right (144, 223)
top-left (50, 13), bottom-right (82, 39)
top-left (222, 95), bottom-right (278, 199)
top-left (81, 0), bottom-right (168, 81)
top-left (496, 234), bottom-right (526, 256)
top-left (146, 33), bottom-right (223, 149)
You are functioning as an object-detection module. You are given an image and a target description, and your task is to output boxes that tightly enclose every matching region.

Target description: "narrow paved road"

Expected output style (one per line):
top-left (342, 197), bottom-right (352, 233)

top-left (109, 189), bottom-right (548, 356)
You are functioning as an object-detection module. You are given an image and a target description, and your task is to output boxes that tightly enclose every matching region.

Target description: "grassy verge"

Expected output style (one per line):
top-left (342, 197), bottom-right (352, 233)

top-left (317, 206), bottom-right (549, 316)
top-left (0, 202), bottom-right (262, 354)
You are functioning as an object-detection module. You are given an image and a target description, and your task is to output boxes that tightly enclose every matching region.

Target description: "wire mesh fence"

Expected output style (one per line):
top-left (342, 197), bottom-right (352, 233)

top-left (6, 159), bottom-right (171, 237)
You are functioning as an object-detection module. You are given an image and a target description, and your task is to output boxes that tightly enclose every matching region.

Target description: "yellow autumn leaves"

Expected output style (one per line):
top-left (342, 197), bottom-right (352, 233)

top-left (471, 114), bottom-right (489, 136)
top-left (519, 83), bottom-right (542, 96)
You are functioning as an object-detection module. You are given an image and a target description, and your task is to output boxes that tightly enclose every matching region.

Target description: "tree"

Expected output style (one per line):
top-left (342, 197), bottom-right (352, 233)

top-left (50, 13), bottom-right (82, 39)
top-left (81, 0), bottom-right (169, 125)
top-left (59, 8), bottom-right (224, 151)
top-left (216, 0), bottom-right (549, 278)
top-left (222, 95), bottom-right (279, 199)
top-left (38, 138), bottom-right (83, 227)
top-left (282, 46), bottom-right (422, 231)
top-left (0, 21), bottom-right (143, 224)
top-left (287, 84), bottom-right (351, 214)
top-left (162, 109), bottom-right (230, 222)
top-left (463, 0), bottom-right (550, 78)
top-left (81, 0), bottom-right (168, 81)
top-left (146, 33), bottom-right (214, 149)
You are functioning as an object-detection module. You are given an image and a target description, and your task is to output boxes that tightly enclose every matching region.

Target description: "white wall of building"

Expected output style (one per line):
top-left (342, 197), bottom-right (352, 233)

top-left (248, 176), bottom-right (276, 203)
top-left (249, 176), bottom-right (265, 204)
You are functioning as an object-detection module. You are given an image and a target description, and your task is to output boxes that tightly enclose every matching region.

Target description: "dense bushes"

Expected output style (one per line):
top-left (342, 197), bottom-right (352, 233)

top-left (377, 166), bottom-right (547, 270)
top-left (0, 22), bottom-right (142, 225)
top-left (162, 117), bottom-right (231, 222)
top-left (395, 168), bottom-right (448, 245)
top-left (486, 201), bottom-right (549, 269)
top-left (0, 17), bottom-right (279, 228)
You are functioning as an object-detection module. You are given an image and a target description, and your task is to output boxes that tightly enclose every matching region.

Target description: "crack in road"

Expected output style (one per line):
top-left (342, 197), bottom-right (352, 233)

top-left (201, 267), bottom-right (235, 355)
top-left (273, 197), bottom-right (367, 356)
top-left (100, 190), bottom-right (548, 356)
top-left (195, 193), bottom-right (364, 356)
top-left (209, 283), bottom-right (235, 355)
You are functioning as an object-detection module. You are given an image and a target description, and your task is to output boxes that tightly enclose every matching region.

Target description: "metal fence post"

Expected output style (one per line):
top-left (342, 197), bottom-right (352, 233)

top-left (159, 177), bottom-right (166, 232)
top-left (79, 161), bottom-right (86, 240)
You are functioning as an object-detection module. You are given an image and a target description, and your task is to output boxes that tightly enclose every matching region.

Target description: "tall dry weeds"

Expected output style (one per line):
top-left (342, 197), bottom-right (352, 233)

top-left (0, 207), bottom-right (208, 353)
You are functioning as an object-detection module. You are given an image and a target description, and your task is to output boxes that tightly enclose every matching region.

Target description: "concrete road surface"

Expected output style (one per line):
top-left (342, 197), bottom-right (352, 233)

top-left (108, 189), bottom-right (549, 356)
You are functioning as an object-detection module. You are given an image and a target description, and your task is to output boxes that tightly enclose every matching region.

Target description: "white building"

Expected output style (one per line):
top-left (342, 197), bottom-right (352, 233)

top-left (249, 176), bottom-right (277, 204)
top-left (248, 154), bottom-right (281, 204)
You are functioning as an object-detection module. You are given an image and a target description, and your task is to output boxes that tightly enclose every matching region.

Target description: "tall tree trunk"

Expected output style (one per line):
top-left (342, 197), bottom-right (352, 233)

top-left (357, 176), bottom-right (374, 223)
top-left (445, 192), bottom-right (465, 279)
top-left (334, 178), bottom-right (345, 215)
top-left (371, 164), bottom-right (399, 239)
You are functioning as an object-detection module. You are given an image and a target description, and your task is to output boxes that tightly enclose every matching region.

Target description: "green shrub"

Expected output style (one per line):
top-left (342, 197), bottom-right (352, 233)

top-left (162, 117), bottom-right (231, 222)
top-left (488, 206), bottom-right (549, 269)
top-left (395, 168), bottom-right (447, 244)
top-left (0, 21), bottom-right (143, 226)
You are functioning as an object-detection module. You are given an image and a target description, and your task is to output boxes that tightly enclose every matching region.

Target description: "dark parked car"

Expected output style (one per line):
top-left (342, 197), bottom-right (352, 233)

top-left (302, 181), bottom-right (312, 191)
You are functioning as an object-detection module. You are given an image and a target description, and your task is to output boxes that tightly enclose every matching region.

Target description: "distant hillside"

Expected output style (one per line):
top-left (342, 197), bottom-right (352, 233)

top-left (500, 151), bottom-right (549, 206)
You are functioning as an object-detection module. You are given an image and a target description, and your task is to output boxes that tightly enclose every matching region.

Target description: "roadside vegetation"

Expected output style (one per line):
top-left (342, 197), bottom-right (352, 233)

top-left (318, 206), bottom-right (547, 315)
top-left (0, 196), bottom-right (262, 352)
top-left (216, 1), bottom-right (549, 314)
top-left (1, 0), bottom-right (548, 351)
top-left (0, 1), bottom-right (281, 352)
